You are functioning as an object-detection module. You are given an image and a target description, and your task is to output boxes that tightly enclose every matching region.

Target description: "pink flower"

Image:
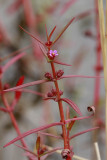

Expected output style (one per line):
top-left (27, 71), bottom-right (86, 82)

top-left (49, 50), bottom-right (58, 59)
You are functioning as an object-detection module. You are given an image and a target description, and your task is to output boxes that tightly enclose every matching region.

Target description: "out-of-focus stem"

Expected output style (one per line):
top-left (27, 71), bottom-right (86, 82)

top-left (94, 0), bottom-right (101, 107)
top-left (0, 79), bottom-right (32, 160)
top-left (98, 0), bottom-right (107, 159)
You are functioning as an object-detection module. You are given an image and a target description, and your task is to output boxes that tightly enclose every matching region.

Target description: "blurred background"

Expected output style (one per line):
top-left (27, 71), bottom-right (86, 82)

top-left (0, 0), bottom-right (105, 159)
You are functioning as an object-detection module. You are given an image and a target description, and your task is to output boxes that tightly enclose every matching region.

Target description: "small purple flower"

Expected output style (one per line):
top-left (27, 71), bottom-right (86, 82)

top-left (49, 50), bottom-right (58, 58)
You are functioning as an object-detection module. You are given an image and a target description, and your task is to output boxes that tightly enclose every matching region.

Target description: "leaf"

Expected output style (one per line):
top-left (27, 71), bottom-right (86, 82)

top-left (38, 131), bottom-right (62, 139)
top-left (52, 17), bottom-right (75, 45)
top-left (61, 98), bottom-right (82, 116)
top-left (3, 79), bottom-right (48, 93)
top-left (53, 60), bottom-right (72, 66)
top-left (19, 26), bottom-right (45, 46)
top-left (15, 76), bottom-right (24, 100)
top-left (45, 24), bottom-right (49, 41)
top-left (69, 127), bottom-right (99, 140)
top-left (59, 75), bottom-right (104, 80)
top-left (65, 106), bottom-right (95, 124)
top-left (3, 122), bottom-right (63, 148)
top-left (48, 26), bottom-right (56, 41)
top-left (38, 43), bottom-right (48, 58)
top-left (67, 116), bottom-right (77, 131)
top-left (19, 89), bottom-right (44, 97)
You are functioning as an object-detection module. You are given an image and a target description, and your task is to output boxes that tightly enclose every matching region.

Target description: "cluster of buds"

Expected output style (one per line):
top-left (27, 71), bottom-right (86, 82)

top-left (47, 50), bottom-right (58, 60)
top-left (45, 41), bottom-right (52, 48)
top-left (56, 69), bottom-right (64, 78)
top-left (47, 88), bottom-right (63, 97)
top-left (44, 72), bottom-right (53, 80)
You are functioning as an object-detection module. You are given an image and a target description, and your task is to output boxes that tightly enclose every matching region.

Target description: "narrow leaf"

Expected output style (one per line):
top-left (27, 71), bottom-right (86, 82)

top-left (65, 106), bottom-right (95, 124)
top-left (38, 131), bottom-right (62, 139)
top-left (3, 122), bottom-right (63, 148)
top-left (45, 24), bottom-right (49, 41)
top-left (19, 89), bottom-right (44, 97)
top-left (36, 136), bottom-right (40, 151)
top-left (61, 98), bottom-right (82, 116)
top-left (15, 76), bottom-right (24, 100)
top-left (3, 79), bottom-right (48, 93)
top-left (67, 116), bottom-right (77, 131)
top-left (14, 143), bottom-right (37, 157)
top-left (59, 75), bottom-right (103, 80)
top-left (38, 43), bottom-right (48, 58)
top-left (19, 26), bottom-right (45, 46)
top-left (48, 26), bottom-right (56, 41)
top-left (52, 17), bottom-right (75, 45)
top-left (53, 60), bottom-right (72, 66)
top-left (69, 127), bottom-right (99, 140)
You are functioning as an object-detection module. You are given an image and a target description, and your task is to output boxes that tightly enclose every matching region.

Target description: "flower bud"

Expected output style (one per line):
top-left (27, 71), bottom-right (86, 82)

top-left (59, 90), bottom-right (63, 96)
top-left (56, 70), bottom-right (64, 78)
top-left (47, 92), bottom-right (54, 97)
top-left (51, 88), bottom-right (57, 96)
top-left (44, 72), bottom-right (53, 80)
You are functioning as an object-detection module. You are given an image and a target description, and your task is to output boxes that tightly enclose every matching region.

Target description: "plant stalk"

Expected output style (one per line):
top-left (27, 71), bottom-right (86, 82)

top-left (50, 62), bottom-right (71, 160)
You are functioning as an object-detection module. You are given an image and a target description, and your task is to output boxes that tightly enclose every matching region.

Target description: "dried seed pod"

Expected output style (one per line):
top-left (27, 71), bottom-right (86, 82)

top-left (87, 105), bottom-right (95, 114)
top-left (61, 149), bottom-right (70, 159)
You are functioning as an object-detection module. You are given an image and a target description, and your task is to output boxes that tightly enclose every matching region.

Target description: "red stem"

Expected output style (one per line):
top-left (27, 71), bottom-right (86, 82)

top-left (50, 62), bottom-right (71, 160)
top-left (0, 80), bottom-right (32, 160)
